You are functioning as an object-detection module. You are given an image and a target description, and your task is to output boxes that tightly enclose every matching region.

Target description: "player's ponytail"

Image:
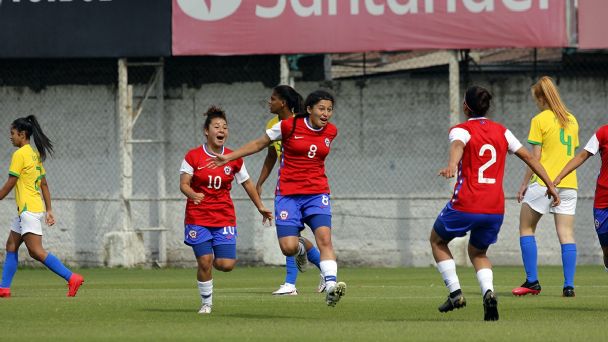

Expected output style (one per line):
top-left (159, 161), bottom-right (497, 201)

top-left (532, 76), bottom-right (570, 128)
top-left (11, 115), bottom-right (54, 162)
top-left (464, 86), bottom-right (492, 117)
top-left (285, 90), bottom-right (334, 140)
top-left (273, 85), bottom-right (304, 115)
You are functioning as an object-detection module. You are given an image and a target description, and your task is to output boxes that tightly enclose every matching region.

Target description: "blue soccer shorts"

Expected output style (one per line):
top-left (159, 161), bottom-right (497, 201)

top-left (594, 207), bottom-right (608, 247)
top-left (184, 224), bottom-right (237, 259)
top-left (275, 194), bottom-right (332, 238)
top-left (433, 203), bottom-right (504, 250)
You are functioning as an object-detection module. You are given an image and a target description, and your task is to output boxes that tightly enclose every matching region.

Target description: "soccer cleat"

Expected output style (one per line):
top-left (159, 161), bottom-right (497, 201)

top-left (272, 283), bottom-right (298, 296)
top-left (563, 286), bottom-right (575, 297)
top-left (438, 291), bottom-right (466, 313)
top-left (67, 273), bottom-right (84, 297)
top-left (325, 282), bottom-right (346, 307)
top-left (0, 288), bottom-right (10, 298)
top-left (483, 290), bottom-right (499, 321)
top-left (317, 273), bottom-right (326, 293)
top-left (295, 237), bottom-right (308, 272)
top-left (512, 280), bottom-right (541, 296)
top-left (198, 304), bottom-right (212, 314)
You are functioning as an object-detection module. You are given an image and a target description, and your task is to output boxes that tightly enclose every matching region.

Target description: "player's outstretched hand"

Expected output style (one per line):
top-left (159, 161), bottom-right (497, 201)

top-left (192, 192), bottom-right (205, 205)
top-left (45, 210), bottom-right (55, 226)
top-left (438, 165), bottom-right (458, 179)
top-left (258, 206), bottom-right (273, 226)
top-left (517, 183), bottom-right (528, 203)
top-left (546, 184), bottom-right (561, 207)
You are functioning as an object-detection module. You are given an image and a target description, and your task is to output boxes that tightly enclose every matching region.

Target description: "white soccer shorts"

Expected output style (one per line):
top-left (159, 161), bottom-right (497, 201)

top-left (10, 211), bottom-right (44, 236)
top-left (522, 183), bottom-right (577, 215)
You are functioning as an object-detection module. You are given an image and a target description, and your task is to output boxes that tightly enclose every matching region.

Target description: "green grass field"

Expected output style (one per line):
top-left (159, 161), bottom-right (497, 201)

top-left (1, 266), bottom-right (608, 341)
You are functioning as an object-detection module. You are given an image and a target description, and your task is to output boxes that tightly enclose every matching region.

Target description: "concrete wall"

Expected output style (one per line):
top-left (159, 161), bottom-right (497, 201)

top-left (0, 72), bottom-right (605, 267)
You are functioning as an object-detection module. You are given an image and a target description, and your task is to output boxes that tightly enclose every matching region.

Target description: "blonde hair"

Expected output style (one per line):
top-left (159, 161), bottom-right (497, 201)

top-left (531, 76), bottom-right (571, 127)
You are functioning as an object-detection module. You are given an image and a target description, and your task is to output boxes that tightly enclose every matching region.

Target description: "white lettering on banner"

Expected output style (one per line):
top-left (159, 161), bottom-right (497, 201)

top-left (187, 0), bottom-right (551, 21)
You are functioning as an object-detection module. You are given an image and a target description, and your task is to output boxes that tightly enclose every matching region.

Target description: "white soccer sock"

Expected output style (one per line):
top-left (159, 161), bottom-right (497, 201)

top-left (319, 260), bottom-right (337, 290)
top-left (476, 268), bottom-right (494, 295)
top-left (198, 279), bottom-right (213, 306)
top-left (436, 259), bottom-right (461, 293)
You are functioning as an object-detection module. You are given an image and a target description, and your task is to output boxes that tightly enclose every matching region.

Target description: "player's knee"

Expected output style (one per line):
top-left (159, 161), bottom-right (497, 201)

top-left (28, 249), bottom-right (46, 262)
top-left (214, 260), bottom-right (236, 272)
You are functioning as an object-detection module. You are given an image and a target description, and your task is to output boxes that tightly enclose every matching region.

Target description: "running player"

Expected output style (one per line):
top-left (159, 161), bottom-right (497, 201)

top-left (432, 86), bottom-right (559, 321)
top-left (553, 125), bottom-right (608, 271)
top-left (207, 90), bottom-right (346, 307)
top-left (0, 115), bottom-right (84, 298)
top-left (257, 85), bottom-right (324, 296)
top-left (512, 76), bottom-right (579, 297)
top-left (180, 107), bottom-right (273, 314)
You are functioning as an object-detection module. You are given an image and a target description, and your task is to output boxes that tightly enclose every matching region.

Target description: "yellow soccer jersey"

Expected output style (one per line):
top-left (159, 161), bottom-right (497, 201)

top-left (266, 116), bottom-right (282, 159)
top-left (527, 109), bottom-right (579, 189)
top-left (8, 144), bottom-right (46, 213)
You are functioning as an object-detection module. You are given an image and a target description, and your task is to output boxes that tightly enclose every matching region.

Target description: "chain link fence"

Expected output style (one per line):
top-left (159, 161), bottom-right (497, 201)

top-left (0, 49), bottom-right (606, 266)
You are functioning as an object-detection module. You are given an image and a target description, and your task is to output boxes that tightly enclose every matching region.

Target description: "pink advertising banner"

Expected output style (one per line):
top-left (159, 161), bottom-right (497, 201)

top-left (173, 0), bottom-right (567, 56)
top-left (578, 0), bottom-right (608, 49)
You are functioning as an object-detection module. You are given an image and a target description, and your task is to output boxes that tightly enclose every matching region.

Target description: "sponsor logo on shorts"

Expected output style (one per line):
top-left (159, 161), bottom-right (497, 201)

top-left (224, 166), bottom-right (232, 175)
top-left (325, 138), bottom-right (331, 147)
top-left (280, 210), bottom-right (288, 220)
top-left (189, 230), bottom-right (197, 239)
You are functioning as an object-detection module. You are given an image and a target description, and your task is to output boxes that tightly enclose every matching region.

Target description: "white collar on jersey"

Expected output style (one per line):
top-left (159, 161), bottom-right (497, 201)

top-left (468, 117), bottom-right (488, 121)
top-left (202, 143), bottom-right (224, 157)
top-left (304, 116), bottom-right (324, 132)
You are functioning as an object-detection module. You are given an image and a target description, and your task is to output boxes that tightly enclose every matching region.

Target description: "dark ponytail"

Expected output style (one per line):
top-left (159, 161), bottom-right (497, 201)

top-left (11, 115), bottom-right (54, 162)
top-left (285, 90), bottom-right (335, 140)
top-left (273, 85), bottom-right (304, 115)
top-left (464, 86), bottom-right (492, 117)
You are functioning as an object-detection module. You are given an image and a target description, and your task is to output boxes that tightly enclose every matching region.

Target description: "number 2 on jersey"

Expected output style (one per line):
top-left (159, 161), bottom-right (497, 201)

top-left (478, 144), bottom-right (497, 184)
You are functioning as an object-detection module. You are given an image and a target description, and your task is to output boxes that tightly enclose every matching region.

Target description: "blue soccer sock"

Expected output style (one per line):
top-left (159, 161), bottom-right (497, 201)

top-left (520, 236), bottom-right (538, 283)
top-left (43, 253), bottom-right (73, 281)
top-left (306, 246), bottom-right (321, 269)
top-left (284, 256), bottom-right (298, 286)
top-left (1, 251), bottom-right (18, 288)
top-left (561, 243), bottom-right (577, 288)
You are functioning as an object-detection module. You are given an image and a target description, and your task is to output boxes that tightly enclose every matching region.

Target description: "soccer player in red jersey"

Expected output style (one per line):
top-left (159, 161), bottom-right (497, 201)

top-left (179, 107), bottom-right (273, 314)
top-left (431, 86), bottom-right (559, 321)
top-left (257, 85), bottom-right (324, 296)
top-left (554, 125), bottom-right (608, 272)
top-left (208, 90), bottom-right (346, 307)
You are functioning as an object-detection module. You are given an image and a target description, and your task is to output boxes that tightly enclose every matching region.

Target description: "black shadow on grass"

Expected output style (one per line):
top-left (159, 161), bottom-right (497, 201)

top-left (538, 306), bottom-right (607, 313)
top-left (142, 308), bottom-right (195, 313)
top-left (220, 313), bottom-right (311, 320)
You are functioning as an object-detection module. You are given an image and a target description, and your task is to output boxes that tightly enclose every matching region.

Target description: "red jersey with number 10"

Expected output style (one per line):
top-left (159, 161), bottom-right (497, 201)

top-left (181, 145), bottom-right (248, 227)
top-left (272, 117), bottom-right (338, 196)
top-left (451, 119), bottom-right (510, 215)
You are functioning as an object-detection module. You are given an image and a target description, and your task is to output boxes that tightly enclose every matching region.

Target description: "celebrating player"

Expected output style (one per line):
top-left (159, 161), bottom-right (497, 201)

top-left (208, 90), bottom-right (346, 307)
top-left (257, 85), bottom-right (325, 296)
top-left (512, 76), bottom-right (579, 297)
top-left (179, 107), bottom-right (273, 314)
top-left (553, 125), bottom-right (608, 272)
top-left (431, 86), bottom-right (559, 321)
top-left (0, 115), bottom-right (84, 298)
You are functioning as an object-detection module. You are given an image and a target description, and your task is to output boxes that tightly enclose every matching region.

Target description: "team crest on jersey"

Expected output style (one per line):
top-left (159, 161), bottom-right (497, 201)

top-left (325, 138), bottom-right (331, 147)
top-left (595, 219), bottom-right (600, 230)
top-left (189, 230), bottom-right (197, 239)
top-left (224, 166), bottom-right (232, 175)
top-left (280, 210), bottom-right (289, 220)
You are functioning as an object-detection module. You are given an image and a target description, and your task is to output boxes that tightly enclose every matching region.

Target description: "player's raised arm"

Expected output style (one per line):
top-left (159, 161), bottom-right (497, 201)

top-left (207, 134), bottom-right (272, 168)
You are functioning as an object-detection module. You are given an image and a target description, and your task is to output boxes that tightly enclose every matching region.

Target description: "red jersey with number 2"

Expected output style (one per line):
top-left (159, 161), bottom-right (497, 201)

top-left (269, 117), bottom-right (338, 196)
top-left (450, 119), bottom-right (510, 215)
top-left (182, 146), bottom-right (247, 227)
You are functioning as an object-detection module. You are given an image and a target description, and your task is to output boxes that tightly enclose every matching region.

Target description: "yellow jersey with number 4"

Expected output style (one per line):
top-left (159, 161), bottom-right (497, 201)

top-left (8, 144), bottom-right (46, 213)
top-left (527, 109), bottom-right (579, 189)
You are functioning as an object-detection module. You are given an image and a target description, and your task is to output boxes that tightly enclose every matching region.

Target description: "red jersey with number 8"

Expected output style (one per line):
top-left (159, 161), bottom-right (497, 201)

top-left (267, 117), bottom-right (338, 196)
top-left (450, 119), bottom-right (514, 215)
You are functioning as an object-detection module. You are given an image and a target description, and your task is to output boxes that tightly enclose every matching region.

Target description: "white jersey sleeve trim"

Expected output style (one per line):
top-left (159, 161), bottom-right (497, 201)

top-left (266, 121), bottom-right (282, 141)
top-left (235, 162), bottom-right (250, 184)
top-left (180, 159), bottom-right (193, 175)
top-left (449, 127), bottom-right (470, 145)
top-left (505, 129), bottom-right (523, 154)
top-left (584, 134), bottom-right (600, 155)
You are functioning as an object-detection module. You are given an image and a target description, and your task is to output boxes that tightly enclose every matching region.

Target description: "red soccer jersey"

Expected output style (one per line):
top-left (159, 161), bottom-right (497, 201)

top-left (266, 116), bottom-right (338, 196)
top-left (449, 118), bottom-right (521, 215)
top-left (180, 145), bottom-right (249, 227)
top-left (585, 125), bottom-right (608, 208)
